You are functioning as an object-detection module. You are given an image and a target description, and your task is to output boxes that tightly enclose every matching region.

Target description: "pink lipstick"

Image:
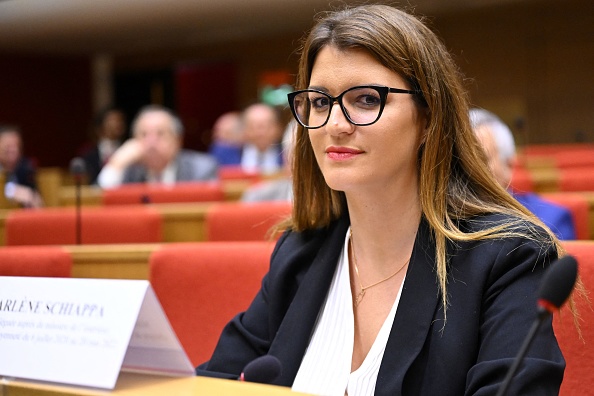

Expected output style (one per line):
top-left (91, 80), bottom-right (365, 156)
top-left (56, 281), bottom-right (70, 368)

top-left (325, 146), bottom-right (364, 161)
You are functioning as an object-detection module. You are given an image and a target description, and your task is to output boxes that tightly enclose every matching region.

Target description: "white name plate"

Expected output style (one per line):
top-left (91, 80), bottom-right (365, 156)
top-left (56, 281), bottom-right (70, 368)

top-left (0, 277), bottom-right (194, 389)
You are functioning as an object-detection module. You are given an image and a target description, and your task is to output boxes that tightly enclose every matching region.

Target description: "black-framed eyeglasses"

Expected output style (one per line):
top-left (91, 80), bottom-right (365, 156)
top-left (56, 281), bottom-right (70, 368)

top-left (287, 85), bottom-right (420, 129)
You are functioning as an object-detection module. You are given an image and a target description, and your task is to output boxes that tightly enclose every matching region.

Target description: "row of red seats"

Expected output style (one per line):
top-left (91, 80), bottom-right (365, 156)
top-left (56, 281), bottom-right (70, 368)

top-left (511, 166), bottom-right (594, 193)
top-left (518, 144), bottom-right (594, 168)
top-left (4, 201), bottom-right (292, 245)
top-left (0, 240), bottom-right (592, 395)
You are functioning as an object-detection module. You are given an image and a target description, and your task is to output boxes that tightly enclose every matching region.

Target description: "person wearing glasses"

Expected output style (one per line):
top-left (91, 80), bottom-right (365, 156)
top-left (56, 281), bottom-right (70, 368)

top-left (197, 5), bottom-right (565, 395)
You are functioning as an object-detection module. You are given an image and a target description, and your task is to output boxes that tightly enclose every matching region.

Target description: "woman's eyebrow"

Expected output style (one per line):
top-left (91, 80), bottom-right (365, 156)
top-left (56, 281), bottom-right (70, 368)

top-left (307, 85), bottom-right (330, 92)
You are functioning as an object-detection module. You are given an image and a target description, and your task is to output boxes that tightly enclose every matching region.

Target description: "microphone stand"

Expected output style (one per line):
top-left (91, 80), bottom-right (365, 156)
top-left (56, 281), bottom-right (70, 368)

top-left (70, 157), bottom-right (85, 245)
top-left (75, 172), bottom-right (82, 245)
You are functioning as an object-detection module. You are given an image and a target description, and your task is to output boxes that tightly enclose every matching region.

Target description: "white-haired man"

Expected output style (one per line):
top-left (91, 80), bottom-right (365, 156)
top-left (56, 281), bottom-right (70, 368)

top-left (98, 105), bottom-right (218, 189)
top-left (470, 108), bottom-right (576, 240)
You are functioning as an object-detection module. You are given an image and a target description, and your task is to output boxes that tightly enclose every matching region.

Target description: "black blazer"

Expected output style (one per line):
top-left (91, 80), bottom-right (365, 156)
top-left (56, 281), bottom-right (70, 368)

top-left (197, 213), bottom-right (564, 395)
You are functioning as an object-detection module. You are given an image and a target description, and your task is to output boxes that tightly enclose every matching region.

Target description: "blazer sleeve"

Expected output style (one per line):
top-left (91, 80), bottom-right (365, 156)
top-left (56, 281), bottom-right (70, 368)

top-left (463, 236), bottom-right (565, 395)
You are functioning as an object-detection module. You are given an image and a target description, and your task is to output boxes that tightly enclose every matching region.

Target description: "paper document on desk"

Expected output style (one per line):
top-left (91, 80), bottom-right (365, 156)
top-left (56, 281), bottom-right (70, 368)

top-left (0, 277), bottom-right (194, 389)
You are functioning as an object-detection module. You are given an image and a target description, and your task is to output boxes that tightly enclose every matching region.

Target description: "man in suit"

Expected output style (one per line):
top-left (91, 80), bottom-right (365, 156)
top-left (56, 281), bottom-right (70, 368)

top-left (470, 108), bottom-right (576, 240)
top-left (240, 103), bottom-right (284, 175)
top-left (97, 105), bottom-right (218, 189)
top-left (0, 125), bottom-right (43, 208)
top-left (81, 106), bottom-right (126, 184)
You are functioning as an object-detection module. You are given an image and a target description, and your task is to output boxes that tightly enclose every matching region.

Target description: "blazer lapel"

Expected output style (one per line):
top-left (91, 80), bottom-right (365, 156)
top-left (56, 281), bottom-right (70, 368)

top-left (376, 218), bottom-right (440, 393)
top-left (269, 214), bottom-right (350, 386)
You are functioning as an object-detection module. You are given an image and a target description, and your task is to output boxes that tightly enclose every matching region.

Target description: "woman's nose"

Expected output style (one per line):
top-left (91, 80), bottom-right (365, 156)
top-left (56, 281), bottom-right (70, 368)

top-left (325, 103), bottom-right (354, 136)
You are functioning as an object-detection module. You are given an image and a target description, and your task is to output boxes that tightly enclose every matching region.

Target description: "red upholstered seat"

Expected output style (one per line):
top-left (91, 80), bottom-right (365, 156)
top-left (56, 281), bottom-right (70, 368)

top-left (149, 241), bottom-right (275, 366)
top-left (102, 182), bottom-right (225, 205)
top-left (542, 192), bottom-right (591, 240)
top-left (554, 150), bottom-right (594, 169)
top-left (206, 202), bottom-right (292, 241)
top-left (555, 241), bottom-right (594, 396)
top-left (509, 166), bottom-right (535, 193)
top-left (217, 166), bottom-right (261, 182)
top-left (0, 246), bottom-right (72, 277)
top-left (5, 206), bottom-right (162, 245)
top-left (559, 168), bottom-right (594, 192)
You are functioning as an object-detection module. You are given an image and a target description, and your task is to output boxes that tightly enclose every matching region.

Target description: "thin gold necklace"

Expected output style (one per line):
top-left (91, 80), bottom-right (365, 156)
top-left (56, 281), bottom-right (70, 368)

top-left (349, 229), bottom-right (410, 307)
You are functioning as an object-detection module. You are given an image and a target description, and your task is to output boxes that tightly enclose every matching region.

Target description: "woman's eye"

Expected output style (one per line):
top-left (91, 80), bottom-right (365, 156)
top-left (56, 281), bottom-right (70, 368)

top-left (311, 96), bottom-right (330, 109)
top-left (356, 94), bottom-right (381, 107)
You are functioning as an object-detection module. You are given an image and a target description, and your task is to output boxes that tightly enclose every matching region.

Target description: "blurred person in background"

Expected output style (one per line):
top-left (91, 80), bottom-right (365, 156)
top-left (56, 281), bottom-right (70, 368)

top-left (208, 111), bottom-right (244, 166)
top-left (241, 119), bottom-right (296, 202)
top-left (0, 125), bottom-right (43, 207)
top-left (240, 103), bottom-right (283, 175)
top-left (470, 107), bottom-right (576, 240)
top-left (97, 105), bottom-right (218, 189)
top-left (81, 106), bottom-right (127, 184)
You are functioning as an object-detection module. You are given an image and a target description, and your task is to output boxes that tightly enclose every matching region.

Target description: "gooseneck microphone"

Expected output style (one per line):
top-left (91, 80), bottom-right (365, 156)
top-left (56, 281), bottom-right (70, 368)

top-left (69, 157), bottom-right (86, 245)
top-left (495, 255), bottom-right (578, 396)
top-left (239, 355), bottom-right (282, 384)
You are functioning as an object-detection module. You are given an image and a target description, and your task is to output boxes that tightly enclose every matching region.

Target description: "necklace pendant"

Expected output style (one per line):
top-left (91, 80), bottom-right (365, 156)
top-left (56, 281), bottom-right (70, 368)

top-left (355, 288), bottom-right (366, 306)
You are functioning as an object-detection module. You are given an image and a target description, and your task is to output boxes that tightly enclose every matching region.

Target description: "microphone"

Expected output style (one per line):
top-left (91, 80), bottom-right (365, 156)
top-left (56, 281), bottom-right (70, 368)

top-left (69, 157), bottom-right (86, 245)
top-left (496, 255), bottom-right (578, 396)
top-left (69, 157), bottom-right (86, 181)
top-left (239, 355), bottom-right (282, 384)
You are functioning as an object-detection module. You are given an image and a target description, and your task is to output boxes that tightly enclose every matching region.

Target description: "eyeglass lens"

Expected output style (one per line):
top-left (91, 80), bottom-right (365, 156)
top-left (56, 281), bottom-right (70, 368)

top-left (292, 87), bottom-right (384, 128)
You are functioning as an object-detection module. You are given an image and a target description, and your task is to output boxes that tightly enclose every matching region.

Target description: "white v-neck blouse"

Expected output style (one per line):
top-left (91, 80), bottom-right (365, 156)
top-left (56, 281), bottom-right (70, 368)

top-left (292, 227), bottom-right (405, 395)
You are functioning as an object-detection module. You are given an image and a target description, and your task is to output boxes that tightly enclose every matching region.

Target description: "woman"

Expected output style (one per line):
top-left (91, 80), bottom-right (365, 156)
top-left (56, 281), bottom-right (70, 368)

top-left (197, 5), bottom-right (564, 395)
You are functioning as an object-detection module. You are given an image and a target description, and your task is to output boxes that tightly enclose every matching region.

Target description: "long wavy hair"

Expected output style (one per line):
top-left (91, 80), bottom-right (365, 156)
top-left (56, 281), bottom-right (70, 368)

top-left (288, 4), bottom-right (564, 314)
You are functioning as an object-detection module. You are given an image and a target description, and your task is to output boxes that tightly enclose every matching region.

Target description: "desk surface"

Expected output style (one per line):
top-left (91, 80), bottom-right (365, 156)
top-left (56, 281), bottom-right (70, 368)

top-left (1, 372), bottom-right (308, 396)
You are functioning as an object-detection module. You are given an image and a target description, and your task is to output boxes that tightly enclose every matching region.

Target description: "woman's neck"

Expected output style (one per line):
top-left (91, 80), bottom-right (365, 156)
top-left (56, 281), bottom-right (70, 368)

top-left (345, 185), bottom-right (421, 275)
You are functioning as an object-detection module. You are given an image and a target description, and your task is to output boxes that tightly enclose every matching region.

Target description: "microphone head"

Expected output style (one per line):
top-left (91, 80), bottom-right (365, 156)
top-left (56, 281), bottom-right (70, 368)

top-left (537, 255), bottom-right (578, 313)
top-left (241, 355), bottom-right (282, 384)
top-left (69, 157), bottom-right (86, 175)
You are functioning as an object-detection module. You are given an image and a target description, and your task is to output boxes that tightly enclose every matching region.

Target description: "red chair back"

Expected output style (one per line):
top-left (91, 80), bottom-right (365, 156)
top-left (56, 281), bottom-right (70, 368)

top-left (5, 206), bottom-right (162, 245)
top-left (559, 168), bottom-right (594, 192)
top-left (542, 192), bottom-right (590, 240)
top-left (149, 241), bottom-right (274, 366)
top-left (510, 167), bottom-right (535, 193)
top-left (206, 202), bottom-right (291, 241)
top-left (217, 166), bottom-right (261, 182)
top-left (0, 246), bottom-right (72, 277)
top-left (555, 241), bottom-right (594, 396)
top-left (102, 182), bottom-right (225, 205)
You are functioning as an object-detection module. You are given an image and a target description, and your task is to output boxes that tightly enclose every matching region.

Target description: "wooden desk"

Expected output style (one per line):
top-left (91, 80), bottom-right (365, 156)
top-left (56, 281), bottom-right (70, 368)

top-left (64, 244), bottom-right (161, 280)
top-left (156, 202), bottom-right (210, 243)
top-left (1, 372), bottom-right (306, 396)
top-left (0, 202), bottom-right (212, 247)
top-left (58, 180), bottom-right (253, 207)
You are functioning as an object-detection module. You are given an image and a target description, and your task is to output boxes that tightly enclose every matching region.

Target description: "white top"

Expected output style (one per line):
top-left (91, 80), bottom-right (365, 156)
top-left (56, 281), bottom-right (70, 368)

top-left (97, 162), bottom-right (177, 189)
top-left (97, 138), bottom-right (120, 163)
top-left (292, 227), bottom-right (404, 396)
top-left (241, 144), bottom-right (281, 175)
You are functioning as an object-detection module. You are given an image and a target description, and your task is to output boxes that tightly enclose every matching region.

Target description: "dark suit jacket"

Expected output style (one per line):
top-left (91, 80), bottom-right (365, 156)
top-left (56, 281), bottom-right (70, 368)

top-left (122, 149), bottom-right (218, 183)
top-left (3, 157), bottom-right (38, 190)
top-left (197, 212), bottom-right (564, 395)
top-left (82, 146), bottom-right (102, 185)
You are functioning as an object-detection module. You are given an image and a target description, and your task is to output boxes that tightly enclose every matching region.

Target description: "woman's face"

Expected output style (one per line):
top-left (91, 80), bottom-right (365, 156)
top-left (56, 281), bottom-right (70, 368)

top-left (307, 46), bottom-right (425, 195)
